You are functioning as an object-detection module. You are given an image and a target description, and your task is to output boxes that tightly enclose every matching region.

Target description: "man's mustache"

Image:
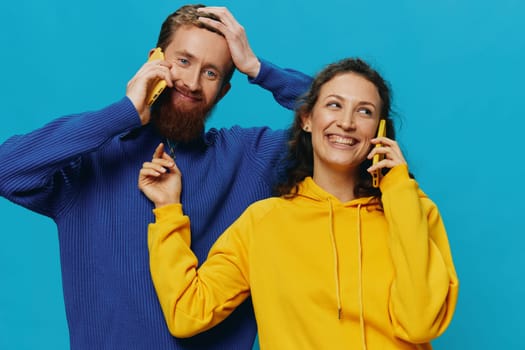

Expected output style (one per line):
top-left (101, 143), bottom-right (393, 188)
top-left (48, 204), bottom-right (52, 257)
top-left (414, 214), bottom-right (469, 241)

top-left (170, 86), bottom-right (204, 101)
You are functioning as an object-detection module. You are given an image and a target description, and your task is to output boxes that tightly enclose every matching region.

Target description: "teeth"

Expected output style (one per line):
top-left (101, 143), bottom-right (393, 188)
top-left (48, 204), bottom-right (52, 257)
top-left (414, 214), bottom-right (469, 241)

top-left (328, 135), bottom-right (356, 146)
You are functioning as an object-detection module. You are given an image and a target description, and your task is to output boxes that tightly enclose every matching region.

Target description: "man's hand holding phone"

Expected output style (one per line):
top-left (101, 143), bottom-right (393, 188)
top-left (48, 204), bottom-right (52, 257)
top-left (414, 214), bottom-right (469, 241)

top-left (126, 48), bottom-right (172, 125)
top-left (146, 48), bottom-right (168, 106)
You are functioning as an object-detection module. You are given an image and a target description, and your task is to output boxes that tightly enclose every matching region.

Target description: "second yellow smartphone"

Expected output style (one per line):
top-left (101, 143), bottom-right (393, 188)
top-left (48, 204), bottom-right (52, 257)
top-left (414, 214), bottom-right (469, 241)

top-left (372, 119), bottom-right (386, 188)
top-left (146, 48), bottom-right (167, 106)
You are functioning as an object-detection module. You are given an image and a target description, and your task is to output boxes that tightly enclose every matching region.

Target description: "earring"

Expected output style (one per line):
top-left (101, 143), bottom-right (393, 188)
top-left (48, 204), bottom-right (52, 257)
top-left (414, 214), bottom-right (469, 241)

top-left (303, 126), bottom-right (310, 132)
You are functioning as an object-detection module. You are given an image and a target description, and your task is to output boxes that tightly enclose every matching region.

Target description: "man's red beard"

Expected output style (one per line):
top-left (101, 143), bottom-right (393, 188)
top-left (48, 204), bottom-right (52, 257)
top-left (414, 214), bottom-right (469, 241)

top-left (151, 88), bottom-right (214, 143)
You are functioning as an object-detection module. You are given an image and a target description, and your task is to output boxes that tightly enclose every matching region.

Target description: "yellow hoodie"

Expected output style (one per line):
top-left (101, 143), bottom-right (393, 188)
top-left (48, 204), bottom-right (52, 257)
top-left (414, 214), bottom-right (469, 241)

top-left (148, 165), bottom-right (459, 349)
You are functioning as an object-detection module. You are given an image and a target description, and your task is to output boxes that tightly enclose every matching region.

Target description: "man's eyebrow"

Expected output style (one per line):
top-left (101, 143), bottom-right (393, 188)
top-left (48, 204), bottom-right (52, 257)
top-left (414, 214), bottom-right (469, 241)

top-left (173, 50), bottom-right (196, 60)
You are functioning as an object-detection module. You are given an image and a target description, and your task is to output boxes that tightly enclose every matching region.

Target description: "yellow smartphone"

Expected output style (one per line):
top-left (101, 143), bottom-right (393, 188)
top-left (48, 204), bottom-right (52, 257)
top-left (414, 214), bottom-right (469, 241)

top-left (372, 119), bottom-right (386, 188)
top-left (146, 48), bottom-right (167, 106)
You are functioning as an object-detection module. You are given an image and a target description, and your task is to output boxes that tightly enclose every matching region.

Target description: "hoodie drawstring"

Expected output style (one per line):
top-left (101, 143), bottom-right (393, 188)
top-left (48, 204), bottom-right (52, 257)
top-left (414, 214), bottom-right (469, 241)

top-left (328, 200), bottom-right (367, 350)
top-left (356, 203), bottom-right (367, 350)
top-left (327, 198), bottom-right (342, 319)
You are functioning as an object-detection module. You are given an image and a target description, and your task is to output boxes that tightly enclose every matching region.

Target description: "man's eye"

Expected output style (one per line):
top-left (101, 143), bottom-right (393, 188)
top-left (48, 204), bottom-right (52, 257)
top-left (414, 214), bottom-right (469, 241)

top-left (204, 70), bottom-right (218, 80)
top-left (178, 58), bottom-right (189, 65)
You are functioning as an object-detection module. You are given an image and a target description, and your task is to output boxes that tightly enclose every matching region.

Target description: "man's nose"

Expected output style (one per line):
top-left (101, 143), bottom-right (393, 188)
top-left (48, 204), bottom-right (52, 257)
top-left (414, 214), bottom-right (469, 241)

top-left (176, 66), bottom-right (201, 91)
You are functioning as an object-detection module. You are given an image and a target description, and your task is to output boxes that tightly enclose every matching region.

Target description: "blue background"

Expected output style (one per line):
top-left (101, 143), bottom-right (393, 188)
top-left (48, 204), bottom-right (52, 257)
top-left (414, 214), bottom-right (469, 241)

top-left (1, 0), bottom-right (524, 349)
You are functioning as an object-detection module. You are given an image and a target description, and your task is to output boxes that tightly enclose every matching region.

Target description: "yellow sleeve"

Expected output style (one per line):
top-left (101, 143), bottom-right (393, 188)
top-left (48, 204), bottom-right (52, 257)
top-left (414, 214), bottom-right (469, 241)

top-left (380, 165), bottom-right (459, 343)
top-left (147, 203), bottom-right (251, 338)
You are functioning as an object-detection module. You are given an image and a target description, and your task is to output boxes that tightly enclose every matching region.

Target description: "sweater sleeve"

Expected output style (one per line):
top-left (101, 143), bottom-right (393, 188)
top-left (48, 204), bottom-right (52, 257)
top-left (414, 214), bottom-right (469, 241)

top-left (148, 203), bottom-right (251, 338)
top-left (248, 58), bottom-right (312, 110)
top-left (380, 165), bottom-right (459, 343)
top-left (0, 97), bottom-right (141, 217)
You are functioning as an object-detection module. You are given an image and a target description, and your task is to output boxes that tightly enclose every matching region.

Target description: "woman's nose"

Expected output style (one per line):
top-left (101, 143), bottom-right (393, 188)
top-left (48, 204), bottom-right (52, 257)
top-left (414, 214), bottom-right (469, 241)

top-left (336, 111), bottom-right (356, 130)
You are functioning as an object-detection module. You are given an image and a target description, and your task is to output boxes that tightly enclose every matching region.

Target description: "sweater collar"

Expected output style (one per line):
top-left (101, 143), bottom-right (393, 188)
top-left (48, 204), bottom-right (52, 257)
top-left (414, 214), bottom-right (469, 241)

top-left (119, 124), bottom-right (209, 148)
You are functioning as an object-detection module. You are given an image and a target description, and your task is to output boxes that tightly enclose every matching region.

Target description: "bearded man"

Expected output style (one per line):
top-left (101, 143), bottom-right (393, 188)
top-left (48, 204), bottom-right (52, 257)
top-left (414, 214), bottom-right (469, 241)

top-left (0, 4), bottom-right (312, 350)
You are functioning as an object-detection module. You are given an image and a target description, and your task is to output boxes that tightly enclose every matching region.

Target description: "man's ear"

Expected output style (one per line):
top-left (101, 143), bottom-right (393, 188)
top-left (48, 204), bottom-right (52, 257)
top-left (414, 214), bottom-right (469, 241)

top-left (217, 82), bottom-right (231, 102)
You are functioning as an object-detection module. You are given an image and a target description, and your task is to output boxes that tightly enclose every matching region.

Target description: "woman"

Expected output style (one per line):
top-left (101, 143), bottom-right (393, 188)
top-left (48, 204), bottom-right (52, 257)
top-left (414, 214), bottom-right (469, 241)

top-left (139, 58), bottom-right (459, 349)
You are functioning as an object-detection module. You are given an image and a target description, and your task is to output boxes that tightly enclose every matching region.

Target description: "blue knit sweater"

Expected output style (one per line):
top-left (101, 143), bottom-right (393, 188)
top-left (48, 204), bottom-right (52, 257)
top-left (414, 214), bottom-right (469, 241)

top-left (0, 60), bottom-right (312, 350)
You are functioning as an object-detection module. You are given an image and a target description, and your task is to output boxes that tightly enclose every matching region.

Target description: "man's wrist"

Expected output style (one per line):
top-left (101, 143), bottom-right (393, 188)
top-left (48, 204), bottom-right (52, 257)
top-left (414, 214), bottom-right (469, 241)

top-left (245, 59), bottom-right (261, 79)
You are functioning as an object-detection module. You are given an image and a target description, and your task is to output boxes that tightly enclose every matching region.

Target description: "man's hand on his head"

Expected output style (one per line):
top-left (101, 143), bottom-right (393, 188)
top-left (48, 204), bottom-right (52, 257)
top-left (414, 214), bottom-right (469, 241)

top-left (197, 7), bottom-right (261, 79)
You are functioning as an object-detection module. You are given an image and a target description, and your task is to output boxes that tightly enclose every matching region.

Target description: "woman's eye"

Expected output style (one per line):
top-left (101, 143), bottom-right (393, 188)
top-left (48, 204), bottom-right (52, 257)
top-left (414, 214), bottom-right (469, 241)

top-left (178, 58), bottom-right (189, 65)
top-left (326, 102), bottom-right (341, 108)
top-left (358, 108), bottom-right (372, 115)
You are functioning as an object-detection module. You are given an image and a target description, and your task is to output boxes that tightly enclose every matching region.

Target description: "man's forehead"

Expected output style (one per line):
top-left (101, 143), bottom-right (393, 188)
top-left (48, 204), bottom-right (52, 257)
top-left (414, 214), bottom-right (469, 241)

top-left (170, 25), bottom-right (226, 46)
top-left (167, 25), bottom-right (233, 71)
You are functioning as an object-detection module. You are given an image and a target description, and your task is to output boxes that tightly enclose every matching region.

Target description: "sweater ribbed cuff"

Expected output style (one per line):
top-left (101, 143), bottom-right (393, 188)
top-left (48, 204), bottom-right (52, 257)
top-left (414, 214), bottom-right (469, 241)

top-left (153, 203), bottom-right (184, 220)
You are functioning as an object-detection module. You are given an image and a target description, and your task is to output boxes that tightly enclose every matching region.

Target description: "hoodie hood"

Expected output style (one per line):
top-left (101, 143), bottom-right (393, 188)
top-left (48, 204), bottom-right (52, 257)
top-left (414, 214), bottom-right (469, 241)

top-left (294, 176), bottom-right (382, 207)
top-left (294, 174), bottom-right (429, 206)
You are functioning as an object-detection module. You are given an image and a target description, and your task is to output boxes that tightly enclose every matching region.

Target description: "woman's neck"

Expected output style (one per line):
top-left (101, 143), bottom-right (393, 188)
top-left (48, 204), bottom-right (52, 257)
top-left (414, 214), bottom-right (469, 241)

top-left (312, 168), bottom-right (358, 202)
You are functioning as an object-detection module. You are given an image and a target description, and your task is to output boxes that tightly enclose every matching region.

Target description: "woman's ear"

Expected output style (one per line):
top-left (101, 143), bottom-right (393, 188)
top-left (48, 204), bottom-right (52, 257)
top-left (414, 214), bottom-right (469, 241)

top-left (301, 113), bottom-right (312, 133)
